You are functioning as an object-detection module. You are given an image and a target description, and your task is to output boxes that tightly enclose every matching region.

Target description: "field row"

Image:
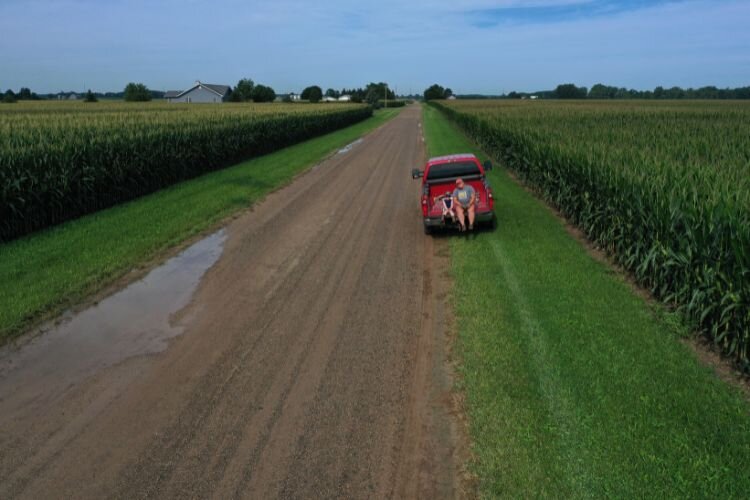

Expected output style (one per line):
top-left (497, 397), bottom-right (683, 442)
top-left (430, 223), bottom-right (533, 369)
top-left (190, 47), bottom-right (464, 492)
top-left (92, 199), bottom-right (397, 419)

top-left (433, 100), bottom-right (750, 368)
top-left (0, 102), bottom-right (372, 241)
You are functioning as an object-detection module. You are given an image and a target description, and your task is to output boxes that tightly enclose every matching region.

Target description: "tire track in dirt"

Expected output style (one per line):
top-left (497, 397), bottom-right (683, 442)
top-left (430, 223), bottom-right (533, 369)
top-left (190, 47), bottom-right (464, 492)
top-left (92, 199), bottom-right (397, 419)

top-left (0, 105), bottom-right (469, 499)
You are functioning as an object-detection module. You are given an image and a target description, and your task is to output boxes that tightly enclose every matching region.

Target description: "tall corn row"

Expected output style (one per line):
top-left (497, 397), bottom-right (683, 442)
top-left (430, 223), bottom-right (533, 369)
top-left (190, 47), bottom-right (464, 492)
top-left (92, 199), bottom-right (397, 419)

top-left (433, 100), bottom-right (750, 369)
top-left (0, 103), bottom-right (371, 241)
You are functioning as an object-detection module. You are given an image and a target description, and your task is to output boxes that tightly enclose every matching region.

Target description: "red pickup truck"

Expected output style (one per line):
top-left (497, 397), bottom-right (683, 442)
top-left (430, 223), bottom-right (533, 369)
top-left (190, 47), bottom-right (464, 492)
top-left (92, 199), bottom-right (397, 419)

top-left (411, 153), bottom-right (496, 234)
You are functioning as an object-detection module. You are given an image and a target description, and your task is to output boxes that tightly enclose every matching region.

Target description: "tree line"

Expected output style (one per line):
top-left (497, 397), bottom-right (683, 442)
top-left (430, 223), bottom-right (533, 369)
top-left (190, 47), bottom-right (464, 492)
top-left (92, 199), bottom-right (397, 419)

top-left (424, 83), bottom-right (750, 101)
top-left (506, 83), bottom-right (750, 100)
top-left (3, 80), bottom-right (399, 105)
top-left (1, 85), bottom-right (165, 103)
top-left (299, 83), bottom-right (395, 104)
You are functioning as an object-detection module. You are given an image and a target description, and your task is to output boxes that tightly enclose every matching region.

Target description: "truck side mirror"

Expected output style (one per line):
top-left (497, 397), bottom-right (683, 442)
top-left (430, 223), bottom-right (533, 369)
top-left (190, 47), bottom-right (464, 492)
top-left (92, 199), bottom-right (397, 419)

top-left (411, 168), bottom-right (423, 179)
top-left (483, 160), bottom-right (493, 171)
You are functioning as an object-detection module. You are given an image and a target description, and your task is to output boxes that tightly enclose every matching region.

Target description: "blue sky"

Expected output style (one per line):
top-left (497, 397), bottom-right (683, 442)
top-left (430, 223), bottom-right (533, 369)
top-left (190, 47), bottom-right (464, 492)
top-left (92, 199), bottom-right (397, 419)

top-left (1, 0), bottom-right (748, 94)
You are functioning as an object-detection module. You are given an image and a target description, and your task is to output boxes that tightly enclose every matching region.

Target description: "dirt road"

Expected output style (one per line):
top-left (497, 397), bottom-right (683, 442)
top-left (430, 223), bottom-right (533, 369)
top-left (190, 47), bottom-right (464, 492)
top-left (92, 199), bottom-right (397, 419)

top-left (0, 105), bottom-right (468, 499)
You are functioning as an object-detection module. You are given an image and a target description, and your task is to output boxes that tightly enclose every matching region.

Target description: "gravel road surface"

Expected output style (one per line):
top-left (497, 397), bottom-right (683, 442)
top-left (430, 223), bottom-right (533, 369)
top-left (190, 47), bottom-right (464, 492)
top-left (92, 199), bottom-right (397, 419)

top-left (0, 105), bottom-right (468, 499)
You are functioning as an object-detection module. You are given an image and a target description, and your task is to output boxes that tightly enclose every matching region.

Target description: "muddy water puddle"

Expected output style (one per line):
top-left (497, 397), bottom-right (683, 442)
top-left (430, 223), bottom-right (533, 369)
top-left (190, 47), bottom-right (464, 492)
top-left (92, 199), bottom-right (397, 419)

top-left (0, 229), bottom-right (226, 409)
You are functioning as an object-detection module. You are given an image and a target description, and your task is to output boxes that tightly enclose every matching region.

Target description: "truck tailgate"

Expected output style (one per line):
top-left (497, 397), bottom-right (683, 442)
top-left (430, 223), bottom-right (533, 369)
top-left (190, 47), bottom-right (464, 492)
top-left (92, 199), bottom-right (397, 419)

top-left (427, 180), bottom-right (490, 217)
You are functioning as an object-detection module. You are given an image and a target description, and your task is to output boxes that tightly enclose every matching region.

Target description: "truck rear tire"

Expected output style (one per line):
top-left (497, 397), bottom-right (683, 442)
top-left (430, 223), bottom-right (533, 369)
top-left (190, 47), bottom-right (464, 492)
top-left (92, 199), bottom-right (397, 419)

top-left (423, 224), bottom-right (433, 235)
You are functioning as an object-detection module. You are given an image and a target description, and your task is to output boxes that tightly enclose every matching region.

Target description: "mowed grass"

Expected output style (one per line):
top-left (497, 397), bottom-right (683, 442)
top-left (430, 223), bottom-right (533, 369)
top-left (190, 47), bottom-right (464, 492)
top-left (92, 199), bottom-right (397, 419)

top-left (422, 105), bottom-right (750, 498)
top-left (0, 108), bottom-right (401, 341)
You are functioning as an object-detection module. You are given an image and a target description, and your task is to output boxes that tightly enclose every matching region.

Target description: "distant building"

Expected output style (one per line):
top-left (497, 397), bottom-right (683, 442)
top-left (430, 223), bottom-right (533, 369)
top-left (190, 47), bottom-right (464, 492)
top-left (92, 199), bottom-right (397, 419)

top-left (530, 95), bottom-right (539, 100)
top-left (338, 95), bottom-right (352, 102)
top-left (165, 81), bottom-right (231, 103)
top-left (447, 95), bottom-right (457, 100)
top-left (322, 96), bottom-right (338, 102)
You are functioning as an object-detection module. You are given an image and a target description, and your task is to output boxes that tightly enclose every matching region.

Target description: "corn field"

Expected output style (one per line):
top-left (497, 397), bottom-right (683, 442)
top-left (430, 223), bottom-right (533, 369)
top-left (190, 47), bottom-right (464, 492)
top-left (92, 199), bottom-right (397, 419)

top-left (434, 100), bottom-right (750, 369)
top-left (0, 101), bottom-right (372, 241)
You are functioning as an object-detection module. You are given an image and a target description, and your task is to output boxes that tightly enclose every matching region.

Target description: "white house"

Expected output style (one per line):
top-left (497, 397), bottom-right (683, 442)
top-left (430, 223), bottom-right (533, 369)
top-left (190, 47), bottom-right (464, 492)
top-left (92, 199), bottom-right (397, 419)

top-left (165, 81), bottom-right (231, 103)
top-left (338, 95), bottom-right (352, 102)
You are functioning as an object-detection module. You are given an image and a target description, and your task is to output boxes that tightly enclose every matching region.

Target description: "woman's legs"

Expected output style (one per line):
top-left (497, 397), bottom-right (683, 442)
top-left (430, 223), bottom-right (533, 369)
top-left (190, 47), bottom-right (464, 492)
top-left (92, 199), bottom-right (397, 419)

top-left (455, 204), bottom-right (466, 230)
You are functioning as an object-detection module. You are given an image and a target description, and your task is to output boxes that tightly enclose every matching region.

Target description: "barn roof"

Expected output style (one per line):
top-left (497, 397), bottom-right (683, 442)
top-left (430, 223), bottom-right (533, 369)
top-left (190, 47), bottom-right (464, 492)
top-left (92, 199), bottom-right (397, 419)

top-left (169, 82), bottom-right (231, 99)
top-left (200, 83), bottom-right (231, 97)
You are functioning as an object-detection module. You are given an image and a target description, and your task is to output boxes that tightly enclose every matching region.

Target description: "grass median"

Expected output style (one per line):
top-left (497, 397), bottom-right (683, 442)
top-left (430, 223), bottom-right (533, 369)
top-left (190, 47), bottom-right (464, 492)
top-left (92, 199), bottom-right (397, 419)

top-left (0, 108), bottom-right (402, 342)
top-left (422, 104), bottom-right (750, 498)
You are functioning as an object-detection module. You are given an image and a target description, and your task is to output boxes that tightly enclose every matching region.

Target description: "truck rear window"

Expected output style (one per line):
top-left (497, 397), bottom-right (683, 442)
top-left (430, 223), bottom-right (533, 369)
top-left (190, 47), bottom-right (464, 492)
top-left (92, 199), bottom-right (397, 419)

top-left (426, 161), bottom-right (480, 181)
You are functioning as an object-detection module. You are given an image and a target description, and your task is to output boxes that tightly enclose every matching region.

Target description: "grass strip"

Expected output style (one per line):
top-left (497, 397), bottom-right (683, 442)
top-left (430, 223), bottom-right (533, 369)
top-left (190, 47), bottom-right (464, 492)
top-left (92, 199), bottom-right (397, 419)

top-left (422, 104), bottom-right (750, 498)
top-left (0, 108), bottom-right (401, 341)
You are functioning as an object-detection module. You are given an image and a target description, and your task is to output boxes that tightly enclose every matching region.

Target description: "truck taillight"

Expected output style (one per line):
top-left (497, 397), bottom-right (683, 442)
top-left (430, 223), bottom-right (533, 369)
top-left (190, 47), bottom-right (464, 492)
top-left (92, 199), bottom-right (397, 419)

top-left (488, 190), bottom-right (494, 210)
top-left (421, 195), bottom-right (428, 217)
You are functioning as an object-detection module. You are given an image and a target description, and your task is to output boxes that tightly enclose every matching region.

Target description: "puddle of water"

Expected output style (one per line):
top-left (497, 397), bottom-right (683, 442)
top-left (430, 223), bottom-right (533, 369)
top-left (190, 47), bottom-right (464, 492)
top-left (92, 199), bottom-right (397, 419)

top-left (337, 138), bottom-right (363, 155)
top-left (0, 229), bottom-right (226, 407)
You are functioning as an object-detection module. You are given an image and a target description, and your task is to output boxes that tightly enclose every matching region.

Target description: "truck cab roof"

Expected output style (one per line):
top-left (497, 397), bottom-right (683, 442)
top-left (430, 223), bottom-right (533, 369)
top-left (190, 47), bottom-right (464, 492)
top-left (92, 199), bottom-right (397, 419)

top-left (426, 153), bottom-right (477, 166)
top-left (424, 154), bottom-right (482, 182)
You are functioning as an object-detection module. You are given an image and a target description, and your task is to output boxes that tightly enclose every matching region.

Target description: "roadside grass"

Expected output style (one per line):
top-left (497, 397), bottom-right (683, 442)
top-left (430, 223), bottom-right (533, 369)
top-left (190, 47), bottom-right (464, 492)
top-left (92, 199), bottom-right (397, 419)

top-left (422, 105), bottom-right (750, 498)
top-left (0, 108), bottom-right (401, 341)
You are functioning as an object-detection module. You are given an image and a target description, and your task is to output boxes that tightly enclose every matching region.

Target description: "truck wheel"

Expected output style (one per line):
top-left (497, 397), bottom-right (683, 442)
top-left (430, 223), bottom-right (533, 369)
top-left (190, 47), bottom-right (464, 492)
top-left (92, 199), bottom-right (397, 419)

top-left (488, 217), bottom-right (497, 230)
top-left (423, 224), bottom-right (433, 235)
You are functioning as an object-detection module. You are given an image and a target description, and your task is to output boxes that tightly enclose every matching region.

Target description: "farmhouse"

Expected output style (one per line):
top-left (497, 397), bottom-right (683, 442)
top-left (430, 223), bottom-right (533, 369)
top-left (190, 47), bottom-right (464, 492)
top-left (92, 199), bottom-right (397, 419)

top-left (165, 81), bottom-right (231, 103)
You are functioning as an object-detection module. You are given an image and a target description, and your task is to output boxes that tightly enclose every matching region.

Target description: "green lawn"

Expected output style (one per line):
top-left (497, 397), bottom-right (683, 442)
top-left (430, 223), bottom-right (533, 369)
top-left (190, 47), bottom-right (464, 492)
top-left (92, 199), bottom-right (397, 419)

top-left (422, 104), bottom-right (750, 498)
top-left (0, 108), bottom-right (401, 341)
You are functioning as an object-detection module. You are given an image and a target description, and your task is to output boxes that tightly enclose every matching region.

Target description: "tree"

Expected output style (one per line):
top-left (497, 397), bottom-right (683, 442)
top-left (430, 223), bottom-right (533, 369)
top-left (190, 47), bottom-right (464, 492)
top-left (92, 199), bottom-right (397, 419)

top-left (17, 87), bottom-right (33, 100)
top-left (234, 78), bottom-right (255, 101)
top-left (365, 87), bottom-right (381, 105)
top-left (588, 83), bottom-right (617, 99)
top-left (364, 82), bottom-right (395, 103)
top-left (423, 84), bottom-right (445, 101)
top-left (325, 88), bottom-right (339, 98)
top-left (340, 87), bottom-right (366, 103)
top-left (301, 85), bottom-right (323, 103)
top-left (665, 86), bottom-right (685, 99)
top-left (2, 89), bottom-right (17, 103)
top-left (554, 83), bottom-right (587, 99)
top-left (251, 84), bottom-right (276, 103)
top-left (123, 82), bottom-right (151, 102)
top-left (443, 88), bottom-right (453, 99)
top-left (84, 89), bottom-right (98, 102)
